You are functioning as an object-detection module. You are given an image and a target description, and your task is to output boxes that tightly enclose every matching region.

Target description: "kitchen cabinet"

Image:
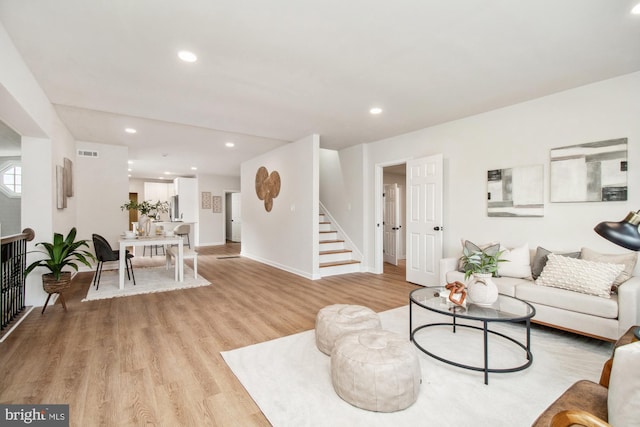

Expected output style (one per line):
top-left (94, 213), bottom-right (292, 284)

top-left (144, 182), bottom-right (174, 202)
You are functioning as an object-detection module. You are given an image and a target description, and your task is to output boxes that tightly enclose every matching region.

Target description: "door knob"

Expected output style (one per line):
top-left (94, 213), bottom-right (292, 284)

top-left (433, 226), bottom-right (441, 231)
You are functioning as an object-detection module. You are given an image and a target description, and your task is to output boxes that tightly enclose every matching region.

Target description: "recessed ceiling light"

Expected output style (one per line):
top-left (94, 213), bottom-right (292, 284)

top-left (127, 160), bottom-right (133, 164)
top-left (191, 166), bottom-right (198, 170)
top-left (225, 142), bottom-right (235, 148)
top-left (125, 128), bottom-right (137, 134)
top-left (164, 171), bottom-right (172, 175)
top-left (178, 50), bottom-right (198, 62)
top-left (158, 177), bottom-right (165, 180)
top-left (128, 174), bottom-right (131, 178)
top-left (632, 3), bottom-right (640, 14)
top-left (370, 107), bottom-right (383, 115)
top-left (128, 168), bottom-right (132, 172)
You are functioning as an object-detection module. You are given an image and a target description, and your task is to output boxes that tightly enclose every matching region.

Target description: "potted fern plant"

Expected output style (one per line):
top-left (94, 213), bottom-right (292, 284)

top-left (25, 227), bottom-right (96, 313)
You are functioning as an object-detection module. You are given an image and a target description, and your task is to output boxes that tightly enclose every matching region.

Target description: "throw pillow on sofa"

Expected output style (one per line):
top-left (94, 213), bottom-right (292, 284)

top-left (497, 243), bottom-right (531, 279)
top-left (580, 247), bottom-right (638, 287)
top-left (535, 254), bottom-right (625, 298)
top-left (531, 246), bottom-right (580, 280)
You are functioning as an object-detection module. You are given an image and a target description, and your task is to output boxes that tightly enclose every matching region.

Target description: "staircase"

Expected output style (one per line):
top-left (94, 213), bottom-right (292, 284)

top-left (319, 213), bottom-right (361, 277)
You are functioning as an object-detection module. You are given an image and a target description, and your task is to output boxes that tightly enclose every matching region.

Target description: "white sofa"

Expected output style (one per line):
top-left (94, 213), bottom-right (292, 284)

top-left (439, 245), bottom-right (640, 341)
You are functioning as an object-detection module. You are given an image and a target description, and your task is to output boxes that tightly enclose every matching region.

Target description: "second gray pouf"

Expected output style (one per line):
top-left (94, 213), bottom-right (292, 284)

top-left (331, 329), bottom-right (421, 412)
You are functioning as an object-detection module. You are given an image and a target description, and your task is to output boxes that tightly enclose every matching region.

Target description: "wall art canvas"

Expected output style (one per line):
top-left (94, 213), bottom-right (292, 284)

top-left (56, 165), bottom-right (66, 209)
top-left (550, 138), bottom-right (627, 202)
top-left (212, 196), bottom-right (222, 213)
top-left (201, 191), bottom-right (212, 209)
top-left (487, 164), bottom-right (544, 217)
top-left (63, 157), bottom-right (73, 197)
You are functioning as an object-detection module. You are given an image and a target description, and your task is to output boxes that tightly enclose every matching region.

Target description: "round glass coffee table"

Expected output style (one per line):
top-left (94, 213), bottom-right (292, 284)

top-left (409, 286), bottom-right (536, 384)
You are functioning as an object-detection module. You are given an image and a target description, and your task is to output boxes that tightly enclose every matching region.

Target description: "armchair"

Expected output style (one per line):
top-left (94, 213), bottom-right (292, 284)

top-left (532, 326), bottom-right (639, 427)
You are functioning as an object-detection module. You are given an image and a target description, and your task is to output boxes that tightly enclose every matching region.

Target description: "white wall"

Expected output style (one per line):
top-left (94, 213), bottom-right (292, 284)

top-left (319, 145), bottom-right (366, 255)
top-left (241, 134), bottom-right (319, 279)
top-left (357, 71), bottom-right (640, 275)
top-left (21, 137), bottom-right (53, 305)
top-left (76, 141), bottom-right (129, 250)
top-left (1, 22), bottom-right (79, 306)
top-left (197, 173), bottom-right (240, 246)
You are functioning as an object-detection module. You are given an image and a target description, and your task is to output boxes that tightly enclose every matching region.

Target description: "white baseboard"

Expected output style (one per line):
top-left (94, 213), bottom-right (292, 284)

top-left (241, 251), bottom-right (320, 280)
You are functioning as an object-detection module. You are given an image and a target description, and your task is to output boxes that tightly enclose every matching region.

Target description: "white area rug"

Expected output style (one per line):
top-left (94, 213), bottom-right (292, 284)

top-left (221, 305), bottom-right (611, 427)
top-left (82, 266), bottom-right (210, 301)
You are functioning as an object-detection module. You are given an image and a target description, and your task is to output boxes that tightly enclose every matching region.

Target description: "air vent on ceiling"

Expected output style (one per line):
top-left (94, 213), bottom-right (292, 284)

top-left (77, 149), bottom-right (99, 158)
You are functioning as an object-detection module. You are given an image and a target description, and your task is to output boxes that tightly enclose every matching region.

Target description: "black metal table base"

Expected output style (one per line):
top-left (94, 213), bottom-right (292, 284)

top-left (411, 321), bottom-right (532, 384)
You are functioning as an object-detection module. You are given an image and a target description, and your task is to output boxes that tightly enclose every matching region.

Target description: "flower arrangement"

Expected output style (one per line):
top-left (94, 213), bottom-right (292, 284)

top-left (120, 200), bottom-right (169, 220)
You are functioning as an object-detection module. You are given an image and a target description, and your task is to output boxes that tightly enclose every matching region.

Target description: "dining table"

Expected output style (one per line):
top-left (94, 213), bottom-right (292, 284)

top-left (118, 235), bottom-right (184, 289)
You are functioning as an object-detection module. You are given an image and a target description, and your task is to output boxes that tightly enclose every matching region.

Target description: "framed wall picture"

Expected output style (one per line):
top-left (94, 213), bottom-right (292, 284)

top-left (487, 164), bottom-right (544, 217)
top-left (56, 165), bottom-right (66, 209)
top-left (212, 196), bottom-right (222, 213)
top-left (201, 191), bottom-right (212, 209)
top-left (63, 157), bottom-right (73, 197)
top-left (550, 138), bottom-right (627, 202)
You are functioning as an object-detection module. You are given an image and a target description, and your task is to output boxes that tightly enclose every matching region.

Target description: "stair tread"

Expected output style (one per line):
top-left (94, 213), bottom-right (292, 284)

top-left (319, 239), bottom-right (344, 244)
top-left (320, 260), bottom-right (361, 268)
top-left (319, 249), bottom-right (352, 255)
top-left (319, 221), bottom-right (331, 224)
top-left (319, 230), bottom-right (336, 233)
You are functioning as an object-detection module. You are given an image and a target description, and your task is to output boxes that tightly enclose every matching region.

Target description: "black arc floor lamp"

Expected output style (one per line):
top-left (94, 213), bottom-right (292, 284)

top-left (594, 209), bottom-right (640, 339)
top-left (594, 210), bottom-right (640, 251)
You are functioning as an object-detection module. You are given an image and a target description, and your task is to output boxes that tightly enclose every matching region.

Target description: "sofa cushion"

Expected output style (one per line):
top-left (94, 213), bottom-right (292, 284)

top-left (515, 283), bottom-right (619, 318)
top-left (498, 243), bottom-right (531, 279)
top-left (535, 254), bottom-right (624, 298)
top-left (531, 246), bottom-right (580, 280)
top-left (445, 270), bottom-right (530, 297)
top-left (608, 341), bottom-right (640, 427)
top-left (580, 247), bottom-right (638, 287)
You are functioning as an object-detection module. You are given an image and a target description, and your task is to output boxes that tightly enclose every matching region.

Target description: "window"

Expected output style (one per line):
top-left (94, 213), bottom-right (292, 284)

top-left (0, 162), bottom-right (21, 197)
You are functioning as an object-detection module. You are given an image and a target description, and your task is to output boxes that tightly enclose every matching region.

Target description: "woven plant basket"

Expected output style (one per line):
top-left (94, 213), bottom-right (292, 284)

top-left (42, 271), bottom-right (71, 294)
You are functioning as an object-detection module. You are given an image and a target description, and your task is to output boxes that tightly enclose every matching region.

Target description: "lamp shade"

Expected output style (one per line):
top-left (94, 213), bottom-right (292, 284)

top-left (594, 210), bottom-right (640, 251)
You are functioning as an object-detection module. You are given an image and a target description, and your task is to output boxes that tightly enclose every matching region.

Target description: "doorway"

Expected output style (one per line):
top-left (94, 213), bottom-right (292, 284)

top-left (128, 192), bottom-right (139, 230)
top-left (383, 165), bottom-right (407, 268)
top-left (375, 154), bottom-right (443, 286)
top-left (225, 191), bottom-right (241, 243)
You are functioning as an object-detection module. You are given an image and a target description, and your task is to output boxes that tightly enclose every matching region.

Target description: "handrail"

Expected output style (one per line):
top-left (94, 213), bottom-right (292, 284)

top-left (1, 228), bottom-right (35, 245)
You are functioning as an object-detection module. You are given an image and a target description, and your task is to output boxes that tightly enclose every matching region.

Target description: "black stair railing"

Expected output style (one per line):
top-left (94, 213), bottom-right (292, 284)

top-left (1, 228), bottom-right (35, 330)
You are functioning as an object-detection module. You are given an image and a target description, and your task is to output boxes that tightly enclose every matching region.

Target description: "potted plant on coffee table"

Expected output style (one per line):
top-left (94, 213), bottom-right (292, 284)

top-left (25, 227), bottom-right (96, 314)
top-left (459, 245), bottom-right (505, 306)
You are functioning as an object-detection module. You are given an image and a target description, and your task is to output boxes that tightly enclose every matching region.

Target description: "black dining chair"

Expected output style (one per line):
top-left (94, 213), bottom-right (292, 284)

top-left (92, 234), bottom-right (136, 290)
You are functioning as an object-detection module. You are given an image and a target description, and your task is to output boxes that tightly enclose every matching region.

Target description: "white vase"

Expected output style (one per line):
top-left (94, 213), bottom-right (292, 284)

top-left (467, 272), bottom-right (499, 306)
top-left (138, 214), bottom-right (151, 236)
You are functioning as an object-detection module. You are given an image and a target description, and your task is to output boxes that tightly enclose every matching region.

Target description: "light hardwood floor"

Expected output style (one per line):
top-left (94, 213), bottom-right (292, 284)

top-left (0, 243), bottom-right (419, 426)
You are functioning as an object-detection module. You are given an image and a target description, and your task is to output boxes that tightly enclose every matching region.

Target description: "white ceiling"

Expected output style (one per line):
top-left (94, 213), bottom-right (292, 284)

top-left (1, 1), bottom-right (639, 179)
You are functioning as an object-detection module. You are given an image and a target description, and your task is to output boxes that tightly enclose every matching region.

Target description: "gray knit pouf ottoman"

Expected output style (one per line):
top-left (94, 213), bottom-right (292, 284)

top-left (331, 329), bottom-right (421, 412)
top-left (315, 304), bottom-right (381, 355)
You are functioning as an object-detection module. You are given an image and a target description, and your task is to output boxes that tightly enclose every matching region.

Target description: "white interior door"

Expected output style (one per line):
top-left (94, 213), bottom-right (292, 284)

top-left (383, 183), bottom-right (400, 266)
top-left (231, 192), bottom-right (241, 242)
top-left (406, 154), bottom-right (443, 286)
